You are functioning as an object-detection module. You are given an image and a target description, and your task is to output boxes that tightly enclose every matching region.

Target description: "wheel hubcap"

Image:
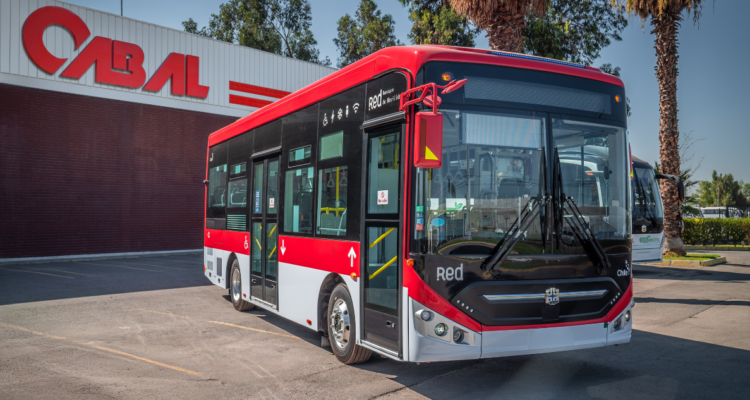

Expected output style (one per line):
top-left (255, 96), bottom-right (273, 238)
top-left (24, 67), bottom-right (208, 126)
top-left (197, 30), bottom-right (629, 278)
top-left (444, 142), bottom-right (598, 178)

top-left (329, 299), bottom-right (350, 350)
top-left (231, 268), bottom-right (241, 302)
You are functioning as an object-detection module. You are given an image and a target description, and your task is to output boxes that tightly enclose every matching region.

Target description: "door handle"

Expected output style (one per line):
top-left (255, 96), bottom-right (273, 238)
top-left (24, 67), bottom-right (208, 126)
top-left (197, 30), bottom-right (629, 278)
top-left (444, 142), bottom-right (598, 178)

top-left (386, 320), bottom-right (396, 329)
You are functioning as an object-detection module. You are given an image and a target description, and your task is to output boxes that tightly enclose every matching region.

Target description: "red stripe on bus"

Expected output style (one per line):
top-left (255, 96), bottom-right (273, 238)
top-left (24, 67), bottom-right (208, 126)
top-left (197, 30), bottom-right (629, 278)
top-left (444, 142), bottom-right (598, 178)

top-left (229, 81), bottom-right (291, 99)
top-left (278, 235), bottom-right (360, 276)
top-left (404, 265), bottom-right (482, 332)
top-left (204, 229), bottom-right (250, 255)
top-left (229, 95), bottom-right (273, 108)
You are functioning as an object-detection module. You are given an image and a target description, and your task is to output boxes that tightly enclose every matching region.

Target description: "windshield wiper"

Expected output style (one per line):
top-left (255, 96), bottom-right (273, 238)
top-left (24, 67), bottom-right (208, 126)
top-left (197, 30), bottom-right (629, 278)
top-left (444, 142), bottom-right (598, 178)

top-left (562, 195), bottom-right (611, 273)
top-left (481, 195), bottom-right (549, 273)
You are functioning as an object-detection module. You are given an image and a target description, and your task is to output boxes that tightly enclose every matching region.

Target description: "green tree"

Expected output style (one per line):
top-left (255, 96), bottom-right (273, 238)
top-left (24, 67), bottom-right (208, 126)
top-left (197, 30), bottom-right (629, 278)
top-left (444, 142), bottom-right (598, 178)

top-left (398, 0), bottom-right (478, 46)
top-left (450, 0), bottom-right (550, 52)
top-left (334, 0), bottom-right (402, 68)
top-left (182, 0), bottom-right (329, 65)
top-left (742, 181), bottom-right (750, 203)
top-left (696, 172), bottom-right (748, 207)
top-left (524, 0), bottom-right (627, 66)
top-left (610, 0), bottom-right (705, 256)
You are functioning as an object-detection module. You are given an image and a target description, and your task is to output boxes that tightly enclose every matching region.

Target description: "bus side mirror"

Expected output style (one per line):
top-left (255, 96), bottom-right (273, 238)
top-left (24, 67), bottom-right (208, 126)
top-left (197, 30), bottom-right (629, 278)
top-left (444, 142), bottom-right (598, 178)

top-left (414, 111), bottom-right (442, 168)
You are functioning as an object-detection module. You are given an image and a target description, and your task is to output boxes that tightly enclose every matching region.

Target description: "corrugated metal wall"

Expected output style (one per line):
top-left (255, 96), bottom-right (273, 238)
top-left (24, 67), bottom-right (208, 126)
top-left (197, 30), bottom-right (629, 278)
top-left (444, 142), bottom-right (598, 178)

top-left (0, 0), bottom-right (335, 116)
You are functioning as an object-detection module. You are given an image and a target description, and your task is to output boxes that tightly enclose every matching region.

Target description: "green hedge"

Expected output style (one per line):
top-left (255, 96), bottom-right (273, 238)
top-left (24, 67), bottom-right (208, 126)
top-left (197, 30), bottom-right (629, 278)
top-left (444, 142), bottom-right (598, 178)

top-left (683, 218), bottom-right (750, 246)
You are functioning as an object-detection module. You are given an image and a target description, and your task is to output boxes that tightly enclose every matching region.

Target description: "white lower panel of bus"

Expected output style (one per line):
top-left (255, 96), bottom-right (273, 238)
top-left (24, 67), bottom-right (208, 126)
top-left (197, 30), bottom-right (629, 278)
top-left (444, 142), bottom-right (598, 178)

top-left (408, 297), bottom-right (632, 362)
top-left (276, 262), bottom-right (359, 334)
top-left (204, 253), bottom-right (359, 335)
top-left (203, 247), bottom-right (251, 292)
top-left (408, 297), bottom-right (482, 362)
top-left (632, 232), bottom-right (664, 263)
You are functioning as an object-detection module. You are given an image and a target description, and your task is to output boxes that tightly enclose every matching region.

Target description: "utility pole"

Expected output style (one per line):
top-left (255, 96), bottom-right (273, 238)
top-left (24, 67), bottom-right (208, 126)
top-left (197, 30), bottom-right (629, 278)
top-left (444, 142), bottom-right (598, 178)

top-left (121, 0), bottom-right (123, 16)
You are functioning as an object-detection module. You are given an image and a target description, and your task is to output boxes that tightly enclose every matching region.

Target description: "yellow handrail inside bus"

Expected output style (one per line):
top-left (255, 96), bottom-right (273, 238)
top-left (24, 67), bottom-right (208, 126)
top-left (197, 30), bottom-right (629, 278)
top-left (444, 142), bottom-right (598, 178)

top-left (254, 237), bottom-right (262, 251)
top-left (268, 246), bottom-right (276, 258)
top-left (269, 224), bottom-right (276, 237)
top-left (369, 256), bottom-right (398, 280)
top-left (369, 227), bottom-right (395, 248)
top-left (321, 207), bottom-right (346, 215)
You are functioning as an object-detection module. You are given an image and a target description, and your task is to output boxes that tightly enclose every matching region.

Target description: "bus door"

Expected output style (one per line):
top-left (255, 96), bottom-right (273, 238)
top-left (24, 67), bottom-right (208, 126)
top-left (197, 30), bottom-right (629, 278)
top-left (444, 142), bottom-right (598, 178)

top-left (250, 156), bottom-right (280, 309)
top-left (361, 125), bottom-right (403, 355)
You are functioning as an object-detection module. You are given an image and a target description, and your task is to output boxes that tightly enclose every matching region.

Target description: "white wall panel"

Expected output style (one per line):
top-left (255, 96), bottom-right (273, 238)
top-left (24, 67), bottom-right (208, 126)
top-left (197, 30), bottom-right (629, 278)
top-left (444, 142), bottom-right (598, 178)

top-left (1, 0), bottom-right (11, 74)
top-left (1, 0), bottom-right (335, 117)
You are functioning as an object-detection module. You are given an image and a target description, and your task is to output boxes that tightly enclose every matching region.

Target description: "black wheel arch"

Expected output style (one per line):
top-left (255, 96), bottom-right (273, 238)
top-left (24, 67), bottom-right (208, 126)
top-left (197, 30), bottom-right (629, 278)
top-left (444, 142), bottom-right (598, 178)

top-left (223, 252), bottom-right (238, 290)
top-left (317, 273), bottom-right (347, 336)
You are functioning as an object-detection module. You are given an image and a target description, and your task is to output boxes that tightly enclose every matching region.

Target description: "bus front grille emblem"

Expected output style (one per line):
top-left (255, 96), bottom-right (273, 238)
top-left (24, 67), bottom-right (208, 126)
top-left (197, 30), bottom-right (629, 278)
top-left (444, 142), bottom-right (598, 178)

top-left (545, 288), bottom-right (560, 306)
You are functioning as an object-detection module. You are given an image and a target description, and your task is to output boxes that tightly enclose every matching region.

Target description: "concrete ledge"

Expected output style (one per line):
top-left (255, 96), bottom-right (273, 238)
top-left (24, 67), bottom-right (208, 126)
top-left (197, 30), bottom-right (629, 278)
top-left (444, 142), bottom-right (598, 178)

top-left (685, 246), bottom-right (750, 252)
top-left (0, 249), bottom-right (202, 265)
top-left (648, 257), bottom-right (727, 268)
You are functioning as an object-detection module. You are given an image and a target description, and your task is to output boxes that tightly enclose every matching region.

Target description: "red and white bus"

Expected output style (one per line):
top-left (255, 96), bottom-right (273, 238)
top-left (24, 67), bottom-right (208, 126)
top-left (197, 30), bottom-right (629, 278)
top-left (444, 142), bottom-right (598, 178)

top-left (203, 46), bottom-right (634, 364)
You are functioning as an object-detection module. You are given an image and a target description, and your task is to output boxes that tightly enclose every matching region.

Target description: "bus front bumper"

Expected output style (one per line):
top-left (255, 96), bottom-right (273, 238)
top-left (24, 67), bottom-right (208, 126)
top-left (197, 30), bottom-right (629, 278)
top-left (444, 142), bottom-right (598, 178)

top-left (408, 298), bottom-right (632, 362)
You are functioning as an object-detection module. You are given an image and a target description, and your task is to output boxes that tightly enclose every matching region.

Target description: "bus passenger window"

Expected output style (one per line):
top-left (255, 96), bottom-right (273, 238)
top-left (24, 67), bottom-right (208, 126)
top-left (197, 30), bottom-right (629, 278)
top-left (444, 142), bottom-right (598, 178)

top-left (208, 164), bottom-right (227, 209)
top-left (317, 166), bottom-right (348, 236)
top-left (226, 162), bottom-right (247, 231)
top-left (284, 166), bottom-right (314, 234)
top-left (289, 146), bottom-right (312, 166)
top-left (320, 131), bottom-right (343, 160)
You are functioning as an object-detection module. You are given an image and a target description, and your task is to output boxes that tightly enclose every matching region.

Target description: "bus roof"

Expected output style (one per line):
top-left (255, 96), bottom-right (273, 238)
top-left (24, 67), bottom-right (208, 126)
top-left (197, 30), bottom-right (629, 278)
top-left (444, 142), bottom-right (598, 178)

top-left (208, 45), bottom-right (625, 147)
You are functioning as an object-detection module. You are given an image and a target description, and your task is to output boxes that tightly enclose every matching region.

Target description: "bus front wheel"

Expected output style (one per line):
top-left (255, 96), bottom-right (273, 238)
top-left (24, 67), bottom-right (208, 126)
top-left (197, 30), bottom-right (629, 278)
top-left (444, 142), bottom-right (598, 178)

top-left (327, 284), bottom-right (372, 364)
top-left (230, 260), bottom-right (255, 311)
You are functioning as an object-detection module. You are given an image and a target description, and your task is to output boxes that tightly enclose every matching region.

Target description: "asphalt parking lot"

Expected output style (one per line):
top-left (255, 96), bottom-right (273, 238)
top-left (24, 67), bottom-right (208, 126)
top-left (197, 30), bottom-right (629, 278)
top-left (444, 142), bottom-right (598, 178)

top-left (1, 252), bottom-right (749, 399)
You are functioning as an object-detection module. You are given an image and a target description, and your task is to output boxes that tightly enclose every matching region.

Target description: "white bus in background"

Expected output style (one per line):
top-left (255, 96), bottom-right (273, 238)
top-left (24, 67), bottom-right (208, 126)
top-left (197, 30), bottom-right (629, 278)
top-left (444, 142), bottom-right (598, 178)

top-left (630, 156), bottom-right (684, 263)
top-left (701, 207), bottom-right (744, 219)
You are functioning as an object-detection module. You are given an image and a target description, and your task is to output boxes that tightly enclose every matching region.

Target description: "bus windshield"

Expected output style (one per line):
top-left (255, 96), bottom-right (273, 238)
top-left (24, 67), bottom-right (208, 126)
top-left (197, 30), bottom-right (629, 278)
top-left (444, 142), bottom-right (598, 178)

top-left (413, 111), bottom-right (629, 255)
top-left (632, 165), bottom-right (664, 228)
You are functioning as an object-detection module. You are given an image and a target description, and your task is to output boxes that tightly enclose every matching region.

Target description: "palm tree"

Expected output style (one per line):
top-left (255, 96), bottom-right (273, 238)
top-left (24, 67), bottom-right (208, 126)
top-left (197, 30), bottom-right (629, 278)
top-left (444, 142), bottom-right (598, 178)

top-left (612, 0), bottom-right (703, 256)
top-left (449, 0), bottom-right (550, 52)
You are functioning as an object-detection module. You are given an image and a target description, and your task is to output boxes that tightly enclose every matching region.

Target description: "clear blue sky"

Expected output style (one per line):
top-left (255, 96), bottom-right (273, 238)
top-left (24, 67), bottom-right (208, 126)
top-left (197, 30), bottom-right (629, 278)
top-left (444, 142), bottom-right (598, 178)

top-left (65, 0), bottom-right (749, 183)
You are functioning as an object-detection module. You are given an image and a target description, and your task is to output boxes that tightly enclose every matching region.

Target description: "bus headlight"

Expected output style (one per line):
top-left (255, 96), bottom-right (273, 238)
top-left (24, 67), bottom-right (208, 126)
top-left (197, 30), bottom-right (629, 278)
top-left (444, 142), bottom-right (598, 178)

top-left (420, 310), bottom-right (433, 321)
top-left (613, 316), bottom-right (623, 332)
top-left (434, 323), bottom-right (448, 336)
top-left (624, 310), bottom-right (631, 323)
top-left (453, 329), bottom-right (464, 343)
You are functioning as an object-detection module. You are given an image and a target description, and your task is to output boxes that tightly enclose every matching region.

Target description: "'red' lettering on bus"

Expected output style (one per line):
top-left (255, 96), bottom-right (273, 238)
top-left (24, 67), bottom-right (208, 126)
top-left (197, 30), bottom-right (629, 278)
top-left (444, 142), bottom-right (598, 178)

top-left (368, 88), bottom-right (397, 111)
top-left (22, 6), bottom-right (210, 98)
top-left (437, 264), bottom-right (463, 281)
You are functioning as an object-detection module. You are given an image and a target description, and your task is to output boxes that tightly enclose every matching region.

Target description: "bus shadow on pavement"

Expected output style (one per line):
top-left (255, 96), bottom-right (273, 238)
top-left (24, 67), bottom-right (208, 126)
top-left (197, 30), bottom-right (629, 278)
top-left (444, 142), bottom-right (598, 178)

top-left (0, 254), bottom-right (209, 306)
top-left (352, 330), bottom-right (750, 399)
top-left (219, 294), bottom-right (326, 348)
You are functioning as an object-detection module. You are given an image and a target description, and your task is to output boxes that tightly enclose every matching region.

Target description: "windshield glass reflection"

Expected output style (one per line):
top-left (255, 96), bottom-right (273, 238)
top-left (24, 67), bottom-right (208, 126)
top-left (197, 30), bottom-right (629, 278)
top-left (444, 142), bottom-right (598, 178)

top-left (414, 109), bottom-right (546, 255)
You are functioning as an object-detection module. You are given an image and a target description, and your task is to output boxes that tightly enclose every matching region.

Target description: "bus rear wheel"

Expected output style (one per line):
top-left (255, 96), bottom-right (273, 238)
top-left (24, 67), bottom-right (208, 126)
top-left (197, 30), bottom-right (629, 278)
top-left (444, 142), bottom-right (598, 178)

top-left (230, 260), bottom-right (255, 311)
top-left (327, 284), bottom-right (372, 364)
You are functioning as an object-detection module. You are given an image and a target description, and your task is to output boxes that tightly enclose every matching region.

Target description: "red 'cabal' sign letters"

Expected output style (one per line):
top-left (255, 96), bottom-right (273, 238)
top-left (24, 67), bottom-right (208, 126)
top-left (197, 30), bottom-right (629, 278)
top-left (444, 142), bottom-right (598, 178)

top-left (22, 6), bottom-right (209, 98)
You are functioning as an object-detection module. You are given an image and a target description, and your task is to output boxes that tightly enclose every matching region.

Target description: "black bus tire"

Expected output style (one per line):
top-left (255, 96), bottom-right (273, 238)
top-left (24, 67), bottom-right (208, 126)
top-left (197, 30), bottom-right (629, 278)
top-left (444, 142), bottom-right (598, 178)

top-left (327, 284), bottom-right (372, 364)
top-left (229, 260), bottom-right (255, 311)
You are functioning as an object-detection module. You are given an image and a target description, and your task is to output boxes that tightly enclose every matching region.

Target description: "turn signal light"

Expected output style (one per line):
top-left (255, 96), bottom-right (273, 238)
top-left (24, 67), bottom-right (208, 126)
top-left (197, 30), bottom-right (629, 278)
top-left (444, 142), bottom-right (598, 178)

top-left (406, 258), bottom-right (415, 267)
top-left (203, 265), bottom-right (206, 271)
top-left (306, 319), bottom-right (312, 325)
top-left (615, 95), bottom-right (621, 102)
top-left (350, 272), bottom-right (358, 279)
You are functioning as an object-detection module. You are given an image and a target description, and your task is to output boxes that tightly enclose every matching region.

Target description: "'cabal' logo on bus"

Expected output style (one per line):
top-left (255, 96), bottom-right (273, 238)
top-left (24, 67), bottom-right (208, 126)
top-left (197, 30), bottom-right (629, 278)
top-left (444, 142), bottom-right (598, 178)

top-left (22, 6), bottom-right (209, 98)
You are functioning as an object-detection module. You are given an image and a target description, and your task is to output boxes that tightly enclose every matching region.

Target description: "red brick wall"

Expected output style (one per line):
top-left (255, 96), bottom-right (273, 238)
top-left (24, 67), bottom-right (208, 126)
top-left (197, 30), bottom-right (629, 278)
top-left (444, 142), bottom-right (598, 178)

top-left (0, 83), bottom-right (238, 258)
